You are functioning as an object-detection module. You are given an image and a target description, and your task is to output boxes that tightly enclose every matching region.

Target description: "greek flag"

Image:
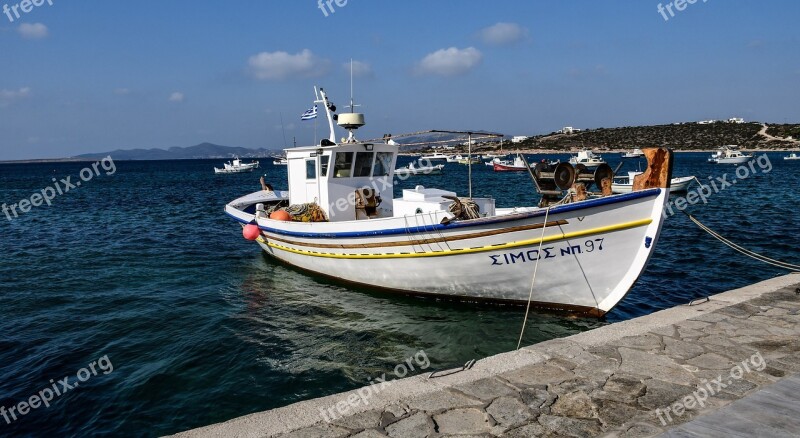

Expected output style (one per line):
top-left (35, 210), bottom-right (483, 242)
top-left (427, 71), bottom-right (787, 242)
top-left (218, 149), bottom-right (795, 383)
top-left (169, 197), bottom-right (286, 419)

top-left (301, 105), bottom-right (318, 121)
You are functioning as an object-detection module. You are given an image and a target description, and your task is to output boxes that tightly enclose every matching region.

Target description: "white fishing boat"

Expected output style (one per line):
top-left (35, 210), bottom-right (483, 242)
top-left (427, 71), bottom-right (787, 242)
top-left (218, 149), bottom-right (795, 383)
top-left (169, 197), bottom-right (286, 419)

top-left (622, 148), bottom-right (645, 158)
top-left (224, 86), bottom-right (675, 317)
top-left (394, 162), bottom-right (445, 176)
top-left (446, 155), bottom-right (460, 163)
top-left (454, 154), bottom-right (481, 165)
top-left (612, 171), bottom-right (696, 194)
top-left (708, 146), bottom-right (753, 164)
top-left (784, 153), bottom-right (800, 161)
top-left (214, 157), bottom-right (260, 174)
top-left (569, 150), bottom-right (606, 169)
top-left (420, 151), bottom-right (449, 162)
top-left (272, 156), bottom-right (288, 165)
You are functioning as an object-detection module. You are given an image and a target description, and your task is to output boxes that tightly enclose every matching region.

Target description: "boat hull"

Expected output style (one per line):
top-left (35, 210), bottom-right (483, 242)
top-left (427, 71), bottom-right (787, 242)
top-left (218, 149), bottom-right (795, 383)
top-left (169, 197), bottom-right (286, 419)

top-left (228, 189), bottom-right (669, 316)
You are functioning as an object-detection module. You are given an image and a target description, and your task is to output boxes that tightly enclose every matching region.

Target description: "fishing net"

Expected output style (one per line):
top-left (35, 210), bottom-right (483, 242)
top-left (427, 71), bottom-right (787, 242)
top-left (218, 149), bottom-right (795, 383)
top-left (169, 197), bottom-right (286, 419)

top-left (283, 203), bottom-right (329, 222)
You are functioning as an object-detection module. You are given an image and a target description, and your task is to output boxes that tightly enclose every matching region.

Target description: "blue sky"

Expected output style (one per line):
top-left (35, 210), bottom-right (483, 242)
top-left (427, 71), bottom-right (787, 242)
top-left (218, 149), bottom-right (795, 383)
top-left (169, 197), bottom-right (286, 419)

top-left (0, 0), bottom-right (798, 160)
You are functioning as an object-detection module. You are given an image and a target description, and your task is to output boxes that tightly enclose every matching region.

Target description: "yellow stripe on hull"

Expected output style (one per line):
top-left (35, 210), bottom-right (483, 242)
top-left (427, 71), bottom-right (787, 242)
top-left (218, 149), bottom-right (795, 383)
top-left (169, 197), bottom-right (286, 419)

top-left (258, 218), bottom-right (653, 260)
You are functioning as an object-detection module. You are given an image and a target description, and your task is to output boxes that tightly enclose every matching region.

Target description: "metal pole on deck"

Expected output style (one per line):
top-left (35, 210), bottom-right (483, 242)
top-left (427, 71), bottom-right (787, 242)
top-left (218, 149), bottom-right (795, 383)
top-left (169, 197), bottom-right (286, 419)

top-left (468, 132), bottom-right (472, 199)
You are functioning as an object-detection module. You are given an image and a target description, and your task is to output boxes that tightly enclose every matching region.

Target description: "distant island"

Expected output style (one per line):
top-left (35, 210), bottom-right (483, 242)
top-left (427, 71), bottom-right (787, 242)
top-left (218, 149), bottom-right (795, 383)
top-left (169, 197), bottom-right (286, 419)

top-left (72, 142), bottom-right (280, 161)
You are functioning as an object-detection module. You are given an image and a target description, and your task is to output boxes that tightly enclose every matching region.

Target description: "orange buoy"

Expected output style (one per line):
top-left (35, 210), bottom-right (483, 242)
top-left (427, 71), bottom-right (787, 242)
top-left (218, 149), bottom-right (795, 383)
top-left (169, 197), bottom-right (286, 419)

top-left (270, 210), bottom-right (291, 221)
top-left (242, 223), bottom-right (261, 241)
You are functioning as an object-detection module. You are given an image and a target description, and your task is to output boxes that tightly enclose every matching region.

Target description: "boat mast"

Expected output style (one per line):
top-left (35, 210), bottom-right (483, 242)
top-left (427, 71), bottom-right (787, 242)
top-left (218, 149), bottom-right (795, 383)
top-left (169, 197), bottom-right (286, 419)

top-left (468, 132), bottom-right (473, 199)
top-left (315, 86), bottom-right (337, 144)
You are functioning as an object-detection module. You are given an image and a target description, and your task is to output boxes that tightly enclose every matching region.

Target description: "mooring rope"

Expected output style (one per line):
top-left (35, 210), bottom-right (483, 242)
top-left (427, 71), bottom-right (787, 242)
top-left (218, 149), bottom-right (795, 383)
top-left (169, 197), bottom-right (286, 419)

top-left (685, 213), bottom-right (799, 272)
top-left (517, 206), bottom-right (551, 350)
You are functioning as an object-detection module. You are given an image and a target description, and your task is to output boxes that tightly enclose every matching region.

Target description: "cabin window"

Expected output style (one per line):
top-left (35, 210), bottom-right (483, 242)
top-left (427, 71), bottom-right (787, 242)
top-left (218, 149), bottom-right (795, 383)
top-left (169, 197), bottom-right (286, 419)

top-left (306, 159), bottom-right (317, 179)
top-left (353, 152), bottom-right (374, 177)
top-left (373, 152), bottom-right (392, 176)
top-left (333, 152), bottom-right (354, 178)
top-left (320, 155), bottom-right (330, 177)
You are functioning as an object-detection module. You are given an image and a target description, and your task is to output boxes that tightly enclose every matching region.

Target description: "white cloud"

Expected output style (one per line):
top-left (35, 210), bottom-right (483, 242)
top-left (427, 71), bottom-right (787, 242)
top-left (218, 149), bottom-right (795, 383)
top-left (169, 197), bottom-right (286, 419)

top-left (343, 60), bottom-right (374, 78)
top-left (17, 23), bottom-right (49, 40)
top-left (0, 87), bottom-right (31, 107)
top-left (415, 47), bottom-right (483, 77)
top-left (247, 49), bottom-right (330, 81)
top-left (478, 22), bottom-right (528, 46)
top-left (169, 92), bottom-right (185, 102)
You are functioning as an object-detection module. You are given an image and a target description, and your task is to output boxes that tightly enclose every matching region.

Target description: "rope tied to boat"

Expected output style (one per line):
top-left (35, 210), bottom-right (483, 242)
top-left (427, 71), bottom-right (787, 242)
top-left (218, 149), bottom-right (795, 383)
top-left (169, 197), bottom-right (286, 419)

top-left (516, 206), bottom-right (551, 350)
top-left (684, 213), bottom-right (799, 272)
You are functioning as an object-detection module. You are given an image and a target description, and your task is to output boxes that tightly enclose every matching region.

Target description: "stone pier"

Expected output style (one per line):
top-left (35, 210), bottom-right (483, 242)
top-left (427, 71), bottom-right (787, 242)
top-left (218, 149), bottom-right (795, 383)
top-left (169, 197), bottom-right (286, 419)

top-left (175, 274), bottom-right (800, 437)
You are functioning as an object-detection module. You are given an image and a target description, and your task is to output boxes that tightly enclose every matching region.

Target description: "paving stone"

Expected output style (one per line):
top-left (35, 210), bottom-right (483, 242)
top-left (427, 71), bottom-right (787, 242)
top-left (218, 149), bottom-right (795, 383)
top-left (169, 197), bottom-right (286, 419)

top-left (283, 424), bottom-right (352, 438)
top-left (690, 313), bottom-right (729, 324)
top-left (596, 399), bottom-right (649, 428)
top-left (538, 414), bottom-right (603, 437)
top-left (637, 379), bottom-right (696, 411)
top-left (385, 412), bottom-right (430, 438)
top-left (550, 391), bottom-right (597, 419)
top-left (383, 404), bottom-right (410, 419)
top-left (619, 421), bottom-right (665, 437)
top-left (500, 363), bottom-right (576, 388)
top-left (675, 320), bottom-right (711, 331)
top-left (432, 408), bottom-right (491, 435)
top-left (332, 409), bottom-right (382, 430)
top-left (650, 325), bottom-right (678, 338)
top-left (503, 423), bottom-right (547, 437)
top-left (406, 390), bottom-right (482, 413)
top-left (685, 353), bottom-right (736, 370)
top-left (350, 430), bottom-right (387, 438)
top-left (618, 347), bottom-right (697, 386)
top-left (453, 377), bottom-right (518, 401)
top-left (717, 303), bottom-right (763, 319)
top-left (521, 387), bottom-right (557, 412)
top-left (485, 396), bottom-right (534, 429)
top-left (663, 337), bottom-right (705, 360)
top-left (612, 334), bottom-right (664, 352)
top-left (594, 374), bottom-right (647, 404)
top-left (572, 356), bottom-right (620, 382)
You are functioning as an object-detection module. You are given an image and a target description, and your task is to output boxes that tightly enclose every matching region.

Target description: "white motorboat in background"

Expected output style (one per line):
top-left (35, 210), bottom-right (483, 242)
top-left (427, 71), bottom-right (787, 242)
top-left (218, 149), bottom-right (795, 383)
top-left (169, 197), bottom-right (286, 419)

top-left (612, 171), bottom-right (697, 194)
top-left (214, 157), bottom-right (260, 174)
top-left (272, 156), bottom-right (288, 165)
top-left (623, 148), bottom-right (645, 158)
top-left (784, 153), bottom-right (800, 161)
top-left (224, 86), bottom-right (675, 317)
top-left (708, 146), bottom-right (753, 164)
top-left (420, 151), bottom-right (449, 162)
top-left (569, 150), bottom-right (606, 169)
top-left (394, 162), bottom-right (445, 176)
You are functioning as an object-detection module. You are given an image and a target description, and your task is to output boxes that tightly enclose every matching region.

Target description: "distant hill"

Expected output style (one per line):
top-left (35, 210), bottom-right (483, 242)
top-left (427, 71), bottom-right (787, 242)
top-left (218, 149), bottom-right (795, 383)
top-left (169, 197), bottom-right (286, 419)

top-left (508, 122), bottom-right (800, 152)
top-left (74, 143), bottom-right (280, 160)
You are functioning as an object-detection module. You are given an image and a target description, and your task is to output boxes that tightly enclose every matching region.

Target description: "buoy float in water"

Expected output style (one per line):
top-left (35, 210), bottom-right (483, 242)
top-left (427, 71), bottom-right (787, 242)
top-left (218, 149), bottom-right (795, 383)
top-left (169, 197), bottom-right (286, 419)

top-left (242, 223), bottom-right (261, 241)
top-left (270, 210), bottom-right (291, 221)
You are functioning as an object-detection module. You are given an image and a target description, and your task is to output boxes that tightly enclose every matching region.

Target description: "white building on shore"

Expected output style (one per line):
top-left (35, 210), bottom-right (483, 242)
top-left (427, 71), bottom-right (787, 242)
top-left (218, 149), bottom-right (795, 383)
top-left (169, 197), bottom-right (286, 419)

top-left (511, 136), bottom-right (529, 143)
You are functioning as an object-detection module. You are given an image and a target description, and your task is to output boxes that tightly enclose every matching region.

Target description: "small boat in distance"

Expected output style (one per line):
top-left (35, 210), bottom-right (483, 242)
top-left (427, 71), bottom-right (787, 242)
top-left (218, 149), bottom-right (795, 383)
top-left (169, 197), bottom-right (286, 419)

top-left (214, 157), bottom-right (260, 174)
top-left (272, 156), bottom-right (288, 165)
top-left (708, 146), bottom-right (753, 164)
top-left (455, 154), bottom-right (481, 165)
top-left (394, 162), bottom-right (445, 176)
top-left (419, 151), bottom-right (449, 162)
top-left (569, 150), bottom-right (606, 169)
top-left (493, 154), bottom-right (528, 172)
top-left (784, 153), bottom-right (800, 161)
top-left (622, 148), bottom-right (645, 158)
top-left (612, 171), bottom-right (697, 194)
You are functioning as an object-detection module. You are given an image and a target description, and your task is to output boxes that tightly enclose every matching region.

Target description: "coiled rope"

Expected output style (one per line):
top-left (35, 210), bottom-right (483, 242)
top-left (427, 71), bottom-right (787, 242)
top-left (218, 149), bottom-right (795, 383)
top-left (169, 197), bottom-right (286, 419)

top-left (685, 213), bottom-right (799, 272)
top-left (517, 206), bottom-right (551, 350)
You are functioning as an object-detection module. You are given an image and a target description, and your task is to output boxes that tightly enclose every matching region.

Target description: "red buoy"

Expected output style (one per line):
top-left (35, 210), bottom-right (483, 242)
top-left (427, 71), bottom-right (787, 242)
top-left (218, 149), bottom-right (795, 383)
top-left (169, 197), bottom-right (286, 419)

top-left (242, 223), bottom-right (261, 241)
top-left (270, 210), bottom-right (291, 221)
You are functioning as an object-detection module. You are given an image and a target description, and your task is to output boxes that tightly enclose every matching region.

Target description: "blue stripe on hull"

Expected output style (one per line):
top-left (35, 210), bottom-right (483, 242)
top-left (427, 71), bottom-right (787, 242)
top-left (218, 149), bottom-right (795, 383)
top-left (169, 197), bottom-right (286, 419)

top-left (225, 188), bottom-right (662, 239)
